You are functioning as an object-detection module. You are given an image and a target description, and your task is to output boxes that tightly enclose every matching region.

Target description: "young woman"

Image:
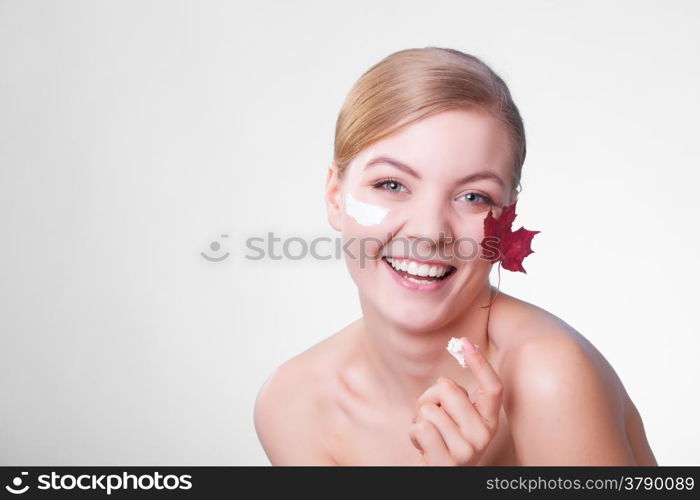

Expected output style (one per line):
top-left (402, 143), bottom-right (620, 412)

top-left (254, 47), bottom-right (658, 466)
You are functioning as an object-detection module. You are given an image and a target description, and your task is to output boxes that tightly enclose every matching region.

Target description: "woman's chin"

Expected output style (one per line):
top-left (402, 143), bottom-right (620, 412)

top-left (379, 305), bottom-right (454, 333)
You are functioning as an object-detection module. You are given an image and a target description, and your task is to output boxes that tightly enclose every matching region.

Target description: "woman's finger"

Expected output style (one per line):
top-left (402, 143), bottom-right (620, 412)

top-left (410, 413), bottom-right (453, 465)
top-left (458, 337), bottom-right (503, 428)
top-left (416, 377), bottom-right (484, 437)
top-left (417, 401), bottom-right (476, 465)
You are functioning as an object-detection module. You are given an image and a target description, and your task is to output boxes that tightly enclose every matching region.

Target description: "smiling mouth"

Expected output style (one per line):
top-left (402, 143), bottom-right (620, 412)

top-left (381, 256), bottom-right (457, 284)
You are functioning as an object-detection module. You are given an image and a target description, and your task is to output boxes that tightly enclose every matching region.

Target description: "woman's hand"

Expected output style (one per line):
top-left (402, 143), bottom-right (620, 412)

top-left (408, 337), bottom-right (503, 466)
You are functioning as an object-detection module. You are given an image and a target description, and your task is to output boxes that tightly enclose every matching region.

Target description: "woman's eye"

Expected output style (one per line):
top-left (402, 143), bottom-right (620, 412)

top-left (372, 179), bottom-right (408, 193)
top-left (460, 192), bottom-right (493, 205)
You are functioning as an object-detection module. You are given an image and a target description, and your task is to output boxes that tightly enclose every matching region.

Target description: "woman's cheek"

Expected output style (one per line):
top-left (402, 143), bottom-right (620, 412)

top-left (344, 192), bottom-right (389, 227)
top-left (453, 228), bottom-right (484, 267)
top-left (340, 192), bottom-right (398, 286)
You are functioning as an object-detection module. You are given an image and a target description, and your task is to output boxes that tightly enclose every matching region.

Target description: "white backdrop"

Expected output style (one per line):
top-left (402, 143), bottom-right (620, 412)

top-left (1, 0), bottom-right (698, 465)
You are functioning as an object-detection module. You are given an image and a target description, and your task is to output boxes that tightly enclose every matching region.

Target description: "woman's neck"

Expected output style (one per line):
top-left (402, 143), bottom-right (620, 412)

top-left (357, 282), bottom-right (496, 410)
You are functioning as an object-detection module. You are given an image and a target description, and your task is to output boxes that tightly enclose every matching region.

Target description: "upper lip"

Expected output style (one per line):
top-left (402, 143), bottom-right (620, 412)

top-left (383, 256), bottom-right (457, 268)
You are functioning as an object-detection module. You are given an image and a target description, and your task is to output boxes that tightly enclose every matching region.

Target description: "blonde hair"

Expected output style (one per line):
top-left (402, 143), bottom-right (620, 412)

top-left (333, 47), bottom-right (526, 196)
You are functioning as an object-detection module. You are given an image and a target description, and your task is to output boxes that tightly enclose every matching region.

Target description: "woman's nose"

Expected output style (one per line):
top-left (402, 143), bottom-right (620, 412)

top-left (401, 197), bottom-right (454, 256)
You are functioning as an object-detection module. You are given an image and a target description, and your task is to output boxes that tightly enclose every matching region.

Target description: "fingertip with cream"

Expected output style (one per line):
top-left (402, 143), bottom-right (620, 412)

top-left (461, 337), bottom-right (478, 354)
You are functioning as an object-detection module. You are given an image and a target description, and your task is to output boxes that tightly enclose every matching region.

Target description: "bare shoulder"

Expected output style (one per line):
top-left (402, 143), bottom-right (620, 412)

top-left (490, 290), bottom-right (624, 406)
top-left (490, 290), bottom-right (620, 384)
top-left (490, 292), bottom-right (637, 464)
top-left (254, 325), bottom-right (355, 466)
top-left (253, 342), bottom-right (333, 465)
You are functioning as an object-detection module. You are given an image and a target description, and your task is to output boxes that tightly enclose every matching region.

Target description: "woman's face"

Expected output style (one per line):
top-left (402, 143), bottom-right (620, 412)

top-left (326, 109), bottom-right (516, 332)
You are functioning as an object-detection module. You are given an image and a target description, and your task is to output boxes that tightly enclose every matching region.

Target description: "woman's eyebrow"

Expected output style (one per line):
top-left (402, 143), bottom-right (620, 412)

top-left (363, 155), bottom-right (505, 188)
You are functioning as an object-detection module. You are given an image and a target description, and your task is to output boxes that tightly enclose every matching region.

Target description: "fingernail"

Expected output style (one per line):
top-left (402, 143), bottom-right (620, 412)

top-left (461, 337), bottom-right (477, 354)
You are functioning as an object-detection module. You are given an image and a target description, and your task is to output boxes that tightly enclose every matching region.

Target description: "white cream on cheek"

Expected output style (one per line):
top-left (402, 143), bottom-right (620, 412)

top-left (344, 192), bottom-right (389, 226)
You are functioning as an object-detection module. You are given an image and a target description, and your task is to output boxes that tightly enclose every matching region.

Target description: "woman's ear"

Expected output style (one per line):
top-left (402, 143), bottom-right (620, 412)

top-left (509, 186), bottom-right (519, 206)
top-left (325, 162), bottom-right (342, 232)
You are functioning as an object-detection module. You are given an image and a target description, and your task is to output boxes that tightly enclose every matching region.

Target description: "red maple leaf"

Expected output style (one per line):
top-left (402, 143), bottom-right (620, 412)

top-left (480, 200), bottom-right (540, 273)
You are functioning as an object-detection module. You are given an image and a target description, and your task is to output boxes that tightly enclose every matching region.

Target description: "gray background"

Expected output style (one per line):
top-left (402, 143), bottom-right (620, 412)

top-left (1, 0), bottom-right (698, 465)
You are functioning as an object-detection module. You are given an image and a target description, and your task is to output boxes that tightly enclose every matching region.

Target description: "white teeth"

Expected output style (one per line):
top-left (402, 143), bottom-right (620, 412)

top-left (405, 275), bottom-right (435, 284)
top-left (385, 257), bottom-right (452, 278)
